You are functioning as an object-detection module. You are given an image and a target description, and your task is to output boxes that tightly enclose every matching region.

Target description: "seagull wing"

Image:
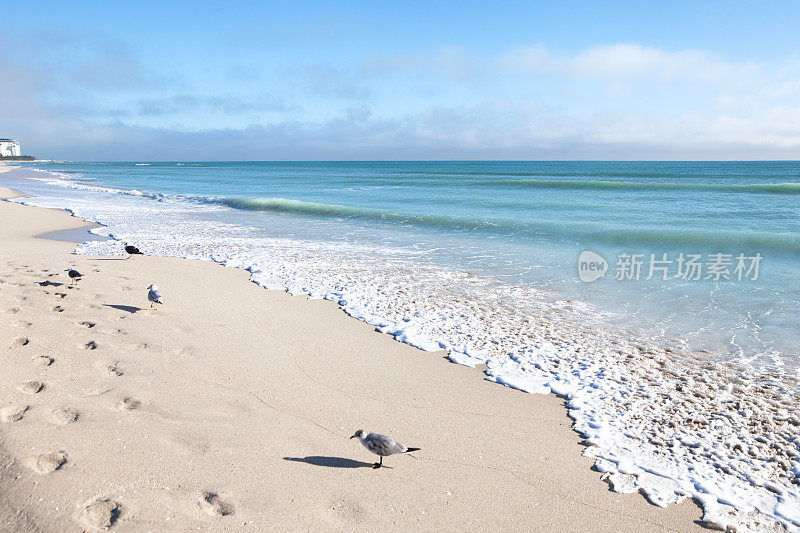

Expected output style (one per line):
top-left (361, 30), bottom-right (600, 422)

top-left (364, 433), bottom-right (405, 456)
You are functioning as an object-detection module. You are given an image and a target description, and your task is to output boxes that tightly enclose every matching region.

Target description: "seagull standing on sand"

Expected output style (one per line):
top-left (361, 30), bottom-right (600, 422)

top-left (65, 269), bottom-right (83, 285)
top-left (147, 284), bottom-right (163, 309)
top-left (125, 244), bottom-right (143, 260)
top-left (350, 430), bottom-right (420, 469)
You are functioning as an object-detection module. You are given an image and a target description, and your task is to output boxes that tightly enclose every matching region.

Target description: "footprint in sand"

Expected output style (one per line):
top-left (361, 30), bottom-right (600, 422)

top-left (52, 305), bottom-right (64, 313)
top-left (100, 328), bottom-right (127, 336)
top-left (79, 497), bottom-right (121, 530)
top-left (3, 307), bottom-right (21, 314)
top-left (0, 404), bottom-right (28, 422)
top-left (97, 362), bottom-right (123, 376)
top-left (24, 452), bottom-right (67, 474)
top-left (11, 337), bottom-right (30, 348)
top-left (118, 397), bottom-right (141, 411)
top-left (124, 342), bottom-right (148, 352)
top-left (13, 320), bottom-right (33, 328)
top-left (83, 341), bottom-right (98, 350)
top-left (33, 355), bottom-right (54, 366)
top-left (49, 407), bottom-right (79, 425)
top-left (198, 492), bottom-right (234, 517)
top-left (16, 381), bottom-right (45, 394)
top-left (76, 321), bottom-right (96, 328)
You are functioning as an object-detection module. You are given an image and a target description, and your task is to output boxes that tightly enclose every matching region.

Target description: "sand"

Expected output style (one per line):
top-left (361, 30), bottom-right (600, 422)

top-left (0, 183), bottom-right (704, 531)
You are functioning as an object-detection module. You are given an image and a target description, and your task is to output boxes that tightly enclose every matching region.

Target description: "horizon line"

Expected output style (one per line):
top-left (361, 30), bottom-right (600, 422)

top-left (17, 159), bottom-right (800, 164)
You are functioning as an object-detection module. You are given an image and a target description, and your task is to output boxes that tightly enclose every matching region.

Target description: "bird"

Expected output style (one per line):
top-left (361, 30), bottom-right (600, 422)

top-left (125, 244), bottom-right (143, 260)
top-left (147, 284), bottom-right (163, 309)
top-left (350, 430), bottom-right (420, 469)
top-left (65, 269), bottom-right (83, 285)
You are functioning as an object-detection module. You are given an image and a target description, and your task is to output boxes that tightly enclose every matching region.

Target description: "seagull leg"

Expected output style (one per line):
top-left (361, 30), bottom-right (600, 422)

top-left (373, 456), bottom-right (382, 469)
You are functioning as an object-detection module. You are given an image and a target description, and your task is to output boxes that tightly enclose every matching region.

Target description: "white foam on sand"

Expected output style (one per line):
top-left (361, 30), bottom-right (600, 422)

top-left (11, 172), bottom-right (800, 532)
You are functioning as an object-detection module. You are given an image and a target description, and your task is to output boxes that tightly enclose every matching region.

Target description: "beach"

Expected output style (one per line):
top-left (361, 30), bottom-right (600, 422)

top-left (0, 170), bottom-right (710, 530)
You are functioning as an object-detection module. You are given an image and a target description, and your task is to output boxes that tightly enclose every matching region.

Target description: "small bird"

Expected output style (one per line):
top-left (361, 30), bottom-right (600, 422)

top-left (147, 284), bottom-right (163, 309)
top-left (125, 244), bottom-right (143, 260)
top-left (350, 430), bottom-right (420, 469)
top-left (65, 269), bottom-right (83, 285)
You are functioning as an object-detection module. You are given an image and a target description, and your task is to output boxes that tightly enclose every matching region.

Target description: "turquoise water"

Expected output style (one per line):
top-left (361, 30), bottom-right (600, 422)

top-left (6, 161), bottom-right (800, 528)
top-left (15, 160), bottom-right (800, 369)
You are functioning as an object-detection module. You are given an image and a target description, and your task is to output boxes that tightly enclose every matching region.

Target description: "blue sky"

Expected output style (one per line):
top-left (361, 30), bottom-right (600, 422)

top-left (2, 1), bottom-right (800, 160)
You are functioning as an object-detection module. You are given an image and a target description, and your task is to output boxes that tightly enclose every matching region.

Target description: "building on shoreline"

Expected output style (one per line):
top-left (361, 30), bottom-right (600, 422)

top-left (0, 139), bottom-right (22, 157)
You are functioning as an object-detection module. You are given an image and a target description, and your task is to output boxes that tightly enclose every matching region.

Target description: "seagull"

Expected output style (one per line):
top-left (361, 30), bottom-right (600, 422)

top-left (65, 269), bottom-right (83, 285)
top-left (350, 430), bottom-right (420, 469)
top-left (147, 284), bottom-right (163, 309)
top-left (125, 244), bottom-right (143, 260)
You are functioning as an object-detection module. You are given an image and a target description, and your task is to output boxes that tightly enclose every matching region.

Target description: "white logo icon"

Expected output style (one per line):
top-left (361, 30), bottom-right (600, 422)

top-left (578, 250), bottom-right (607, 282)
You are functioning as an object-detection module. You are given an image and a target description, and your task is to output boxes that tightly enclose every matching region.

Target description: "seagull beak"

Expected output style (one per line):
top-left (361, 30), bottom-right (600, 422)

top-left (349, 434), bottom-right (357, 439)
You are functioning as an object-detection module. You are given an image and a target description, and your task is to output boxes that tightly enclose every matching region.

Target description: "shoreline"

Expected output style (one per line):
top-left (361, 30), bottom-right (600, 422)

top-left (0, 180), bottom-right (706, 530)
top-left (11, 165), bottom-right (800, 531)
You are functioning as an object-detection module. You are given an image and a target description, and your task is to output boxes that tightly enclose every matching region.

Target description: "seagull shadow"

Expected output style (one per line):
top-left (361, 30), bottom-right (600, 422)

top-left (283, 456), bottom-right (378, 469)
top-left (104, 304), bottom-right (142, 314)
top-left (38, 281), bottom-right (63, 287)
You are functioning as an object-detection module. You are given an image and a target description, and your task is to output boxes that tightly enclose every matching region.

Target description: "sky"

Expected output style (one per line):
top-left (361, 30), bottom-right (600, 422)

top-left (2, 1), bottom-right (800, 160)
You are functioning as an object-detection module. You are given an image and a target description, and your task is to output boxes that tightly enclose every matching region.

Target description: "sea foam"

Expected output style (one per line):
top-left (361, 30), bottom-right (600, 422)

top-left (11, 170), bottom-right (800, 532)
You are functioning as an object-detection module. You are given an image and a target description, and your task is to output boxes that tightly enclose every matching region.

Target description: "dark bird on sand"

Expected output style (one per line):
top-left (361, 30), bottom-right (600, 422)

top-left (65, 269), bottom-right (83, 285)
top-left (125, 244), bottom-right (143, 259)
top-left (350, 430), bottom-right (420, 469)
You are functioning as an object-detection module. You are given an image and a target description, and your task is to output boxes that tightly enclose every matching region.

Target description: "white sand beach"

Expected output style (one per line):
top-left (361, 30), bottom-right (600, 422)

top-left (0, 178), bottom-right (703, 531)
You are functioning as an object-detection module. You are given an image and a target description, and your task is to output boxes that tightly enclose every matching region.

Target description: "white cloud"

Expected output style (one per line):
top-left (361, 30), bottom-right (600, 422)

top-left (2, 31), bottom-right (800, 160)
top-left (498, 43), bottom-right (758, 84)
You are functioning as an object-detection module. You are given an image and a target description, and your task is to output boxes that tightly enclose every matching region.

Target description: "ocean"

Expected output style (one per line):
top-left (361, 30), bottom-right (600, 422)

top-left (4, 161), bottom-right (800, 530)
